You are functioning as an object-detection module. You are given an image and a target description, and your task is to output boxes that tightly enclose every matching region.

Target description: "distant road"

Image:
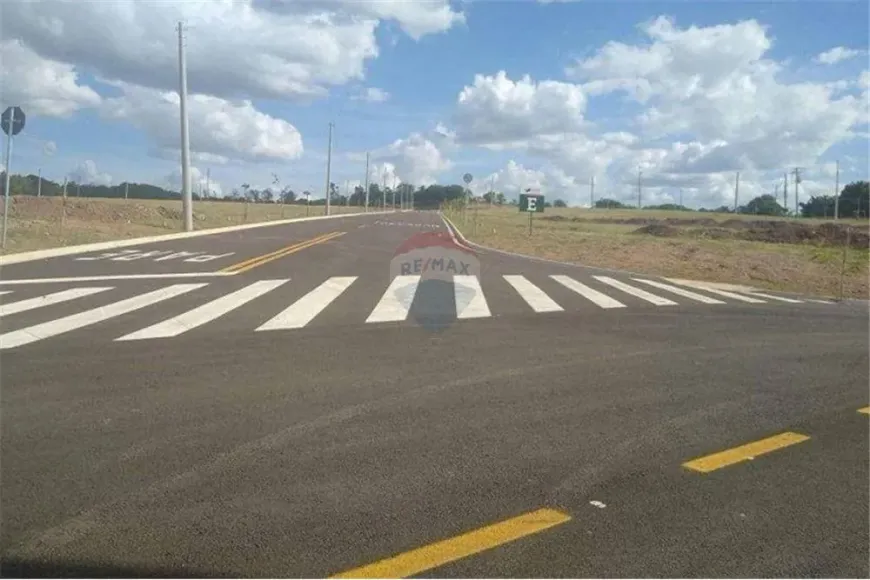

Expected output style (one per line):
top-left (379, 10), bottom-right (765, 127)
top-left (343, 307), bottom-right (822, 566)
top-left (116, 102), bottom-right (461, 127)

top-left (2, 210), bottom-right (867, 578)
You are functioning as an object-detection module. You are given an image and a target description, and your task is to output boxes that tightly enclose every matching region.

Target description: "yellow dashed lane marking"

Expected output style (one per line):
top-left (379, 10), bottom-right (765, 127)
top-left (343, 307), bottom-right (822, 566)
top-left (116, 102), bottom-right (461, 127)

top-left (330, 508), bottom-right (571, 579)
top-left (682, 432), bottom-right (810, 474)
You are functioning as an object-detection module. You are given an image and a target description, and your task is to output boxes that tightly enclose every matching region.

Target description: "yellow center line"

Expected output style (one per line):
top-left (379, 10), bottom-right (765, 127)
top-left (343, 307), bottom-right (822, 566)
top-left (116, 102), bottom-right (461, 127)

top-left (682, 431), bottom-right (810, 474)
top-left (220, 231), bottom-right (345, 274)
top-left (330, 507), bottom-right (571, 579)
top-left (858, 406), bottom-right (869, 415)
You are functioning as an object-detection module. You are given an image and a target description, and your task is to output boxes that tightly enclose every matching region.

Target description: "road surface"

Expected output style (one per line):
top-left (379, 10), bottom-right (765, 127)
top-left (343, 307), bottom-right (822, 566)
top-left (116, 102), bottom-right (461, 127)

top-left (1, 210), bottom-right (867, 578)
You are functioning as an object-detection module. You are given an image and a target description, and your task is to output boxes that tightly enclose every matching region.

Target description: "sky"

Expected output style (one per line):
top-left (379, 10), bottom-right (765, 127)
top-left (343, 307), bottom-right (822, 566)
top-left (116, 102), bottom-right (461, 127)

top-left (1, 0), bottom-right (868, 209)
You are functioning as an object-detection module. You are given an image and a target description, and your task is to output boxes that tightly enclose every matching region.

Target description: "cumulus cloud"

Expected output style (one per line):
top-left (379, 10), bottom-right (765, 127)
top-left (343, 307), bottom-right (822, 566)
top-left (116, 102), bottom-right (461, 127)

top-left (563, 16), bottom-right (865, 169)
top-left (815, 46), bottom-right (865, 65)
top-left (0, 40), bottom-right (101, 117)
top-left (454, 71), bottom-right (587, 145)
top-left (163, 166), bottom-right (223, 197)
top-left (353, 87), bottom-right (391, 103)
top-left (67, 160), bottom-right (112, 186)
top-left (371, 132), bottom-right (452, 186)
top-left (100, 82), bottom-right (304, 162)
top-left (0, 0), bottom-right (461, 102)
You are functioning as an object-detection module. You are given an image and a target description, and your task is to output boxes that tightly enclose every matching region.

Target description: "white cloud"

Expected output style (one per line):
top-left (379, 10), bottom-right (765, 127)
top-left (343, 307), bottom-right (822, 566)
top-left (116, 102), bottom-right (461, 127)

top-left (371, 132), bottom-right (452, 186)
top-left (454, 71), bottom-right (588, 145)
top-left (253, 0), bottom-right (465, 40)
top-left (353, 87), bottom-right (391, 103)
top-left (0, 40), bottom-right (101, 117)
top-left (0, 0), bottom-right (461, 102)
top-left (815, 46), bottom-right (865, 65)
top-left (67, 160), bottom-right (112, 186)
top-left (101, 82), bottom-right (304, 162)
top-left (163, 166), bottom-right (223, 197)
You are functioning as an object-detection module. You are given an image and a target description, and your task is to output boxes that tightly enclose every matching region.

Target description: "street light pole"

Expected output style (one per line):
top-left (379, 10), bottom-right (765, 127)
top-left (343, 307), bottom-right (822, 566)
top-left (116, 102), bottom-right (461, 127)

top-left (177, 21), bottom-right (193, 232)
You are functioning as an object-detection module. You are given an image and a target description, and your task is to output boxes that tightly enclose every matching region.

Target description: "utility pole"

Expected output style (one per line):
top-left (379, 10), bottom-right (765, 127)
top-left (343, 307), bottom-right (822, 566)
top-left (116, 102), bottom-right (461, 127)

top-left (391, 175), bottom-right (396, 210)
top-left (37, 167), bottom-right (42, 197)
top-left (382, 169), bottom-right (387, 210)
top-left (124, 182), bottom-right (129, 200)
top-left (205, 168), bottom-right (210, 199)
top-left (679, 187), bottom-right (683, 208)
top-left (590, 176), bottom-right (595, 208)
top-left (324, 121), bottom-right (334, 216)
top-left (363, 152), bottom-right (370, 211)
top-left (177, 21), bottom-right (193, 232)
top-left (489, 175), bottom-right (496, 207)
top-left (734, 172), bottom-right (740, 212)
top-left (637, 168), bottom-right (642, 209)
top-left (792, 167), bottom-right (801, 216)
top-left (834, 160), bottom-right (840, 220)
top-left (785, 172), bottom-right (790, 210)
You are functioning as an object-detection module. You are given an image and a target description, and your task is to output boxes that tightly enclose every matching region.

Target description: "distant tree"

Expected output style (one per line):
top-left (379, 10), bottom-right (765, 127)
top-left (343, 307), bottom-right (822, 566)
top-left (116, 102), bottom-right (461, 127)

top-left (553, 199), bottom-right (568, 208)
top-left (800, 195), bottom-right (836, 218)
top-left (594, 198), bottom-right (629, 209)
top-left (839, 181), bottom-right (869, 218)
top-left (645, 203), bottom-right (690, 211)
top-left (279, 187), bottom-right (296, 204)
top-left (740, 194), bottom-right (787, 216)
top-left (261, 188), bottom-right (274, 203)
top-left (496, 192), bottom-right (506, 205)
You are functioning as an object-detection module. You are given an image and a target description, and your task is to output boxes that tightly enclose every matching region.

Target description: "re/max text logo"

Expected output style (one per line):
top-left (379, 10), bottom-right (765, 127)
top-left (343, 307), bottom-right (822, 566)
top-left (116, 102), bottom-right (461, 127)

top-left (399, 257), bottom-right (472, 275)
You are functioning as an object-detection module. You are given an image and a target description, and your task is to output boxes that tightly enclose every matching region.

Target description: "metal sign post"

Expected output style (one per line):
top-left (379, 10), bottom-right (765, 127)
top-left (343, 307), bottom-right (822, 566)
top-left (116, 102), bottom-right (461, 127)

top-left (1, 106), bottom-right (26, 250)
top-left (518, 189), bottom-right (544, 237)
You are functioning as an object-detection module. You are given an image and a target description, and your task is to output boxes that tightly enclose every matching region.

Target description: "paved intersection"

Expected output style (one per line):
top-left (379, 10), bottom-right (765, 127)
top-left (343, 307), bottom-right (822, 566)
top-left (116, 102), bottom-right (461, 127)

top-left (1, 210), bottom-right (867, 578)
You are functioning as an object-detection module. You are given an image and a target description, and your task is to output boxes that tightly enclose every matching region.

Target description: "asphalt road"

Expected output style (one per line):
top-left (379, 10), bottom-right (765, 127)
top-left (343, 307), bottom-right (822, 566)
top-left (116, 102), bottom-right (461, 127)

top-left (1, 209), bottom-right (867, 578)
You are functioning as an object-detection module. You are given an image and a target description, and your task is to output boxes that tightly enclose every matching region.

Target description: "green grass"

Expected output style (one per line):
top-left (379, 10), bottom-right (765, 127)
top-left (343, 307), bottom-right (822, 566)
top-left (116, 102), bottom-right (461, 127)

top-left (444, 203), bottom-right (869, 299)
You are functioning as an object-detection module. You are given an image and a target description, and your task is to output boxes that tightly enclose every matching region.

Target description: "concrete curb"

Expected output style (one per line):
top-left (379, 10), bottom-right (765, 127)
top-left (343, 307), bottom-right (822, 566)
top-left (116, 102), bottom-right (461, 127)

top-left (0, 210), bottom-right (394, 266)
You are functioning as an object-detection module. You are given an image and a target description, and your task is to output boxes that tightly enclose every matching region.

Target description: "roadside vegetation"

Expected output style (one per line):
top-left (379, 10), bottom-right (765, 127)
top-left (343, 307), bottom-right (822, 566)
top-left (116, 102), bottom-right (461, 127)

top-left (443, 192), bottom-right (869, 299)
top-left (2, 170), bottom-right (868, 300)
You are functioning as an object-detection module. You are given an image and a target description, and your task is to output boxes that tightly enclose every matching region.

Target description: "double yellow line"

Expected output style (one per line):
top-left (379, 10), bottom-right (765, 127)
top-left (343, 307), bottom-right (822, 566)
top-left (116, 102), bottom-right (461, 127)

top-left (220, 231), bottom-right (346, 274)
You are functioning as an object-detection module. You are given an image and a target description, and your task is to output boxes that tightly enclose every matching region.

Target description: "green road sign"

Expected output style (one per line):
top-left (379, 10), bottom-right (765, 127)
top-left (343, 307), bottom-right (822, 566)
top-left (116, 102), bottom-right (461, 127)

top-left (519, 193), bottom-right (544, 212)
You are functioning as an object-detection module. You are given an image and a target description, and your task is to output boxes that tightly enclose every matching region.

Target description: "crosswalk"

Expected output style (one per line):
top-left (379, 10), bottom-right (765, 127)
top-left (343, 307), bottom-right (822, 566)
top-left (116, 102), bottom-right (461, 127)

top-left (0, 275), bottom-right (828, 350)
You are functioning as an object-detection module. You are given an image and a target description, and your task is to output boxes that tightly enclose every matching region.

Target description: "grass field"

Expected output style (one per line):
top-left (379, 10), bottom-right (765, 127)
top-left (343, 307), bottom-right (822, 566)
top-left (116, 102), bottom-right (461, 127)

top-left (0, 196), bottom-right (370, 255)
top-left (445, 204), bottom-right (869, 300)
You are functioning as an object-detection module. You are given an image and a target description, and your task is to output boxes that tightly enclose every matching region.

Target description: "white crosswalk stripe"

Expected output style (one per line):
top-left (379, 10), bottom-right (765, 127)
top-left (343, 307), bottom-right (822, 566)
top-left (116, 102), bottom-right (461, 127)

top-left (119, 280), bottom-right (289, 341)
top-left (667, 284), bottom-right (767, 304)
top-left (454, 275), bottom-right (491, 319)
top-left (366, 275), bottom-right (420, 323)
top-left (0, 284), bottom-right (206, 350)
top-left (592, 276), bottom-right (677, 306)
top-left (0, 291), bottom-right (12, 296)
top-left (0, 274), bottom-right (830, 349)
top-left (743, 291), bottom-right (803, 304)
top-left (551, 275), bottom-right (626, 309)
top-left (0, 287), bottom-right (113, 317)
top-left (631, 278), bottom-right (726, 304)
top-left (504, 275), bottom-right (563, 313)
top-left (258, 277), bottom-right (357, 331)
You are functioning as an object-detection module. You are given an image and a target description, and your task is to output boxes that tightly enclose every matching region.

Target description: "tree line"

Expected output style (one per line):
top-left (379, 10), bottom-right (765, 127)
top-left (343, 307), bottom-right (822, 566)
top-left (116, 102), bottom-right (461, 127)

top-left (591, 181), bottom-right (868, 218)
top-left (0, 172), bottom-right (491, 210)
top-left (2, 171), bottom-right (867, 218)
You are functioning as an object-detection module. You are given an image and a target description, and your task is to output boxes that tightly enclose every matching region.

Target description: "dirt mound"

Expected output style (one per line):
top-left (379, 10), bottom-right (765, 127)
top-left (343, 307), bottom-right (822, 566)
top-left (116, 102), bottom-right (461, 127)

top-left (633, 223), bottom-right (680, 237)
top-left (688, 227), bottom-right (736, 240)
